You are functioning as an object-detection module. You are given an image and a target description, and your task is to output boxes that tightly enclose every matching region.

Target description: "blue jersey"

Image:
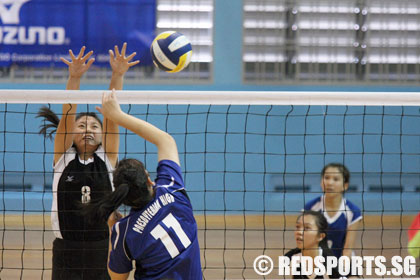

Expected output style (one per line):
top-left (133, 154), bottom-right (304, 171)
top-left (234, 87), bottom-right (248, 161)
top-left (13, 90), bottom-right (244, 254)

top-left (108, 160), bottom-right (202, 280)
top-left (304, 195), bottom-right (362, 257)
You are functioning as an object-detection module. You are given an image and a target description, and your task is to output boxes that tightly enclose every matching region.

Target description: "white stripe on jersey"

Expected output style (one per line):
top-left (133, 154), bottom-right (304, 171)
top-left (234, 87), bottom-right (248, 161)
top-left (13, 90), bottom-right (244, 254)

top-left (345, 203), bottom-right (354, 227)
top-left (123, 217), bottom-right (132, 261)
top-left (311, 196), bottom-right (350, 225)
top-left (114, 222), bottom-right (120, 250)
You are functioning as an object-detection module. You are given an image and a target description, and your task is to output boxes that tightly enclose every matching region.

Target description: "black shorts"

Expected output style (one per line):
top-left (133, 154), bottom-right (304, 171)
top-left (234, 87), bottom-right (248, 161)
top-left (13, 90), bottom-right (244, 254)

top-left (52, 238), bottom-right (110, 280)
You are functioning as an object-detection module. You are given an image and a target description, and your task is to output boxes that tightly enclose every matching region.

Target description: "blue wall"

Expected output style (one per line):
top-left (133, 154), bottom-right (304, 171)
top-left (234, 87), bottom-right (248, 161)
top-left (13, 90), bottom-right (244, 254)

top-left (0, 0), bottom-right (419, 215)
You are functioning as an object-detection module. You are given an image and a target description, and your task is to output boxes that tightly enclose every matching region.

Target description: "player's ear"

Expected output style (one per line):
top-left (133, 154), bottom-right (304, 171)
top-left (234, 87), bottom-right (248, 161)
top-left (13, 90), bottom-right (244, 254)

top-left (343, 182), bottom-right (349, 192)
top-left (320, 178), bottom-right (326, 190)
top-left (318, 232), bottom-right (326, 242)
top-left (147, 178), bottom-right (155, 196)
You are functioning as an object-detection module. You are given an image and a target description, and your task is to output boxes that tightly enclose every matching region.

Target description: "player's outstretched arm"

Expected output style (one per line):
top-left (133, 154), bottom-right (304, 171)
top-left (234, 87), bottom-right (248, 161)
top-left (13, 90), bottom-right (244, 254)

top-left (103, 42), bottom-right (140, 167)
top-left (54, 46), bottom-right (94, 164)
top-left (107, 212), bottom-right (130, 280)
top-left (97, 90), bottom-right (180, 166)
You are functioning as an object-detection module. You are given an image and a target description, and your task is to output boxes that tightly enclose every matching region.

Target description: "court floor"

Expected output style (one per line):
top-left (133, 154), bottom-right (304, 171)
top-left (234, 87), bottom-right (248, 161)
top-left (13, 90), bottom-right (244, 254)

top-left (0, 215), bottom-right (418, 279)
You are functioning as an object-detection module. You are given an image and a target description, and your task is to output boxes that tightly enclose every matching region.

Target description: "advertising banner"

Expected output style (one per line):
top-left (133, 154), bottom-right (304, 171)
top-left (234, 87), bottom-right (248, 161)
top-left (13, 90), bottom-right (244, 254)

top-left (0, 0), bottom-right (156, 66)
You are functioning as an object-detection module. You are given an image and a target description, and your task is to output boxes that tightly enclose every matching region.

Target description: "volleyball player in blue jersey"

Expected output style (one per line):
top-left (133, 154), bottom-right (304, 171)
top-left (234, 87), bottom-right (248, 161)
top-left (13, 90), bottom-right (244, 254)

top-left (304, 163), bottom-right (362, 258)
top-left (38, 44), bottom-right (139, 280)
top-left (82, 90), bottom-right (202, 280)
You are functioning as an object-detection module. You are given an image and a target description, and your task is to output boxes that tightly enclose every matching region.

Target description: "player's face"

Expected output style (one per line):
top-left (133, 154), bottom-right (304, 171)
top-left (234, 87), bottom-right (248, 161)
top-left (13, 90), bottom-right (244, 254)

top-left (321, 167), bottom-right (348, 196)
top-left (73, 116), bottom-right (103, 152)
top-left (295, 215), bottom-right (323, 250)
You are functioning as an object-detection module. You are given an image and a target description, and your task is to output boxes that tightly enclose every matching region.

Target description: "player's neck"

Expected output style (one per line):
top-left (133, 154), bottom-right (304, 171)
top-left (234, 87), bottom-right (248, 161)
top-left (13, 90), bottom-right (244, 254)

top-left (76, 145), bottom-right (97, 161)
top-left (78, 152), bottom-right (94, 161)
top-left (324, 194), bottom-right (343, 211)
top-left (301, 247), bottom-right (319, 259)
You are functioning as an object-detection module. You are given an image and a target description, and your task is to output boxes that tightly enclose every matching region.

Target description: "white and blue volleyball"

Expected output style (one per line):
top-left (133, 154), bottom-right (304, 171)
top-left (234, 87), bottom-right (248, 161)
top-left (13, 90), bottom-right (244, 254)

top-left (150, 31), bottom-right (193, 73)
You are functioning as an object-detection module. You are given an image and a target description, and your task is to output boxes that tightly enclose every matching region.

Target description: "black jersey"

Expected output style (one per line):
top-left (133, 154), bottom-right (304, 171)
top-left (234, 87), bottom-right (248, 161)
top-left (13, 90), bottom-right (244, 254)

top-left (285, 247), bottom-right (342, 279)
top-left (51, 146), bottom-right (114, 241)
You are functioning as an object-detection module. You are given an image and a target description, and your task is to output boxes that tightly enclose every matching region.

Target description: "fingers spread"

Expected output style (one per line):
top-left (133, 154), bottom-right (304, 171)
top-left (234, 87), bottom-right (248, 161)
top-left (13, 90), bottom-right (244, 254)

top-left (69, 49), bottom-right (76, 60)
top-left (77, 46), bottom-right (85, 59)
top-left (82, 50), bottom-right (93, 62)
top-left (95, 106), bottom-right (103, 114)
top-left (126, 52), bottom-right (136, 61)
top-left (60, 57), bottom-right (71, 65)
top-left (121, 42), bottom-right (127, 57)
top-left (128, 60), bottom-right (140, 67)
top-left (86, 58), bottom-right (95, 68)
top-left (114, 45), bottom-right (121, 57)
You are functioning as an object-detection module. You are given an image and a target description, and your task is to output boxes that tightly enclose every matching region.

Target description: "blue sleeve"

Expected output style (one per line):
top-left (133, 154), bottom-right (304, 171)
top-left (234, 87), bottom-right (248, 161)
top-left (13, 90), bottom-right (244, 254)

top-left (108, 222), bottom-right (133, 274)
top-left (304, 197), bottom-right (319, 211)
top-left (347, 200), bottom-right (363, 224)
top-left (155, 160), bottom-right (185, 193)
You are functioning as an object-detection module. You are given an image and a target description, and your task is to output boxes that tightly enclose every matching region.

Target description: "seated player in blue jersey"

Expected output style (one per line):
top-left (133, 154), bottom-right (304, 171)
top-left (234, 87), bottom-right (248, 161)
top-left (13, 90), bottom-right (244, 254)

top-left (285, 211), bottom-right (341, 279)
top-left (304, 163), bottom-right (362, 258)
top-left (37, 44), bottom-right (139, 280)
top-left (82, 90), bottom-right (202, 280)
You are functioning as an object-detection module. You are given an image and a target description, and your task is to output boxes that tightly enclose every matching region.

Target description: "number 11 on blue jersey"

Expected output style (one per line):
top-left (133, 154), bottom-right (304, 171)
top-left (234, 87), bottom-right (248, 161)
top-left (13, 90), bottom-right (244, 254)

top-left (150, 213), bottom-right (192, 258)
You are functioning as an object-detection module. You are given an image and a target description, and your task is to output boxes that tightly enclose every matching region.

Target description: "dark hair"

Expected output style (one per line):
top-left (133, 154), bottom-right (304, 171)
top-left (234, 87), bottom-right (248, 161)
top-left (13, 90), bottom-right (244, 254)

top-left (36, 106), bottom-right (102, 140)
top-left (82, 158), bottom-right (153, 224)
top-left (321, 163), bottom-right (350, 184)
top-left (298, 210), bottom-right (329, 250)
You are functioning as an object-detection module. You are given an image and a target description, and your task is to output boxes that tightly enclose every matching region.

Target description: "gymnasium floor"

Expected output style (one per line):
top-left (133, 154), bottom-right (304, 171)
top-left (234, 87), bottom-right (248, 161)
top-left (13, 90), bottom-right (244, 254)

top-left (0, 215), bottom-right (417, 279)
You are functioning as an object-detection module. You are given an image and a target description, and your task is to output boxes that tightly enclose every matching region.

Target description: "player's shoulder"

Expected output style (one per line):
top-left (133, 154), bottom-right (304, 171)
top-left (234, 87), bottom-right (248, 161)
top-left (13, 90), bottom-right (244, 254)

top-left (343, 198), bottom-right (361, 213)
top-left (154, 186), bottom-right (192, 212)
top-left (54, 147), bottom-right (77, 170)
top-left (304, 196), bottom-right (322, 210)
top-left (93, 145), bottom-right (107, 162)
top-left (285, 248), bottom-right (301, 258)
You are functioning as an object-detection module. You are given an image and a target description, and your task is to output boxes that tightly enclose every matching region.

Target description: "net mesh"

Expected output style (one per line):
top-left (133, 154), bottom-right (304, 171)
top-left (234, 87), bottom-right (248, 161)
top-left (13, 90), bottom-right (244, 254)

top-left (0, 90), bottom-right (419, 279)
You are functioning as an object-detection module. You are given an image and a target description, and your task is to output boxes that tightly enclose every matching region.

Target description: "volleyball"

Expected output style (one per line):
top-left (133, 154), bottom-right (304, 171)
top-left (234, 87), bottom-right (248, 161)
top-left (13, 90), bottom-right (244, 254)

top-left (150, 31), bottom-right (193, 73)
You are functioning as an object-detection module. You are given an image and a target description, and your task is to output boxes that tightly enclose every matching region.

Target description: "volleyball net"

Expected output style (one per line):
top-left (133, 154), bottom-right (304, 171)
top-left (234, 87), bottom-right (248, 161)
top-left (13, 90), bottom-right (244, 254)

top-left (0, 90), bottom-right (419, 279)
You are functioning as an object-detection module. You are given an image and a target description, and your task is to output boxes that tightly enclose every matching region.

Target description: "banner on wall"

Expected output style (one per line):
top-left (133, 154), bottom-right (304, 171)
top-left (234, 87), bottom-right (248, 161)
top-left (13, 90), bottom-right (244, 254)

top-left (0, 0), bottom-right (156, 66)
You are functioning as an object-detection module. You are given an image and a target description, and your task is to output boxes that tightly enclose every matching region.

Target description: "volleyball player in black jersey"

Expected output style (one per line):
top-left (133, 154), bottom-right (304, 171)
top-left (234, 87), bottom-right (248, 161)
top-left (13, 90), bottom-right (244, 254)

top-left (285, 211), bottom-right (342, 279)
top-left (38, 43), bottom-right (139, 280)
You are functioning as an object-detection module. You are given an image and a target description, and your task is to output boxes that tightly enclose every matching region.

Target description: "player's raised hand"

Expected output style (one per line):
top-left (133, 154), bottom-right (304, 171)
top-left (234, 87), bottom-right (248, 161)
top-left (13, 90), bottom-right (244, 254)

top-left (109, 42), bottom-right (140, 76)
top-left (61, 46), bottom-right (95, 78)
top-left (96, 89), bottom-right (123, 121)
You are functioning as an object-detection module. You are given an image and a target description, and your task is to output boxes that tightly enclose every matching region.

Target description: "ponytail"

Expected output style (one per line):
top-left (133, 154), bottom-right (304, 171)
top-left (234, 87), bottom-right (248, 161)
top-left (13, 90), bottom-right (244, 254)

top-left (36, 106), bottom-right (59, 140)
top-left (82, 158), bottom-right (153, 224)
top-left (81, 183), bottom-right (130, 224)
top-left (37, 107), bottom-right (103, 140)
top-left (319, 237), bottom-right (329, 251)
top-left (112, 159), bottom-right (152, 210)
